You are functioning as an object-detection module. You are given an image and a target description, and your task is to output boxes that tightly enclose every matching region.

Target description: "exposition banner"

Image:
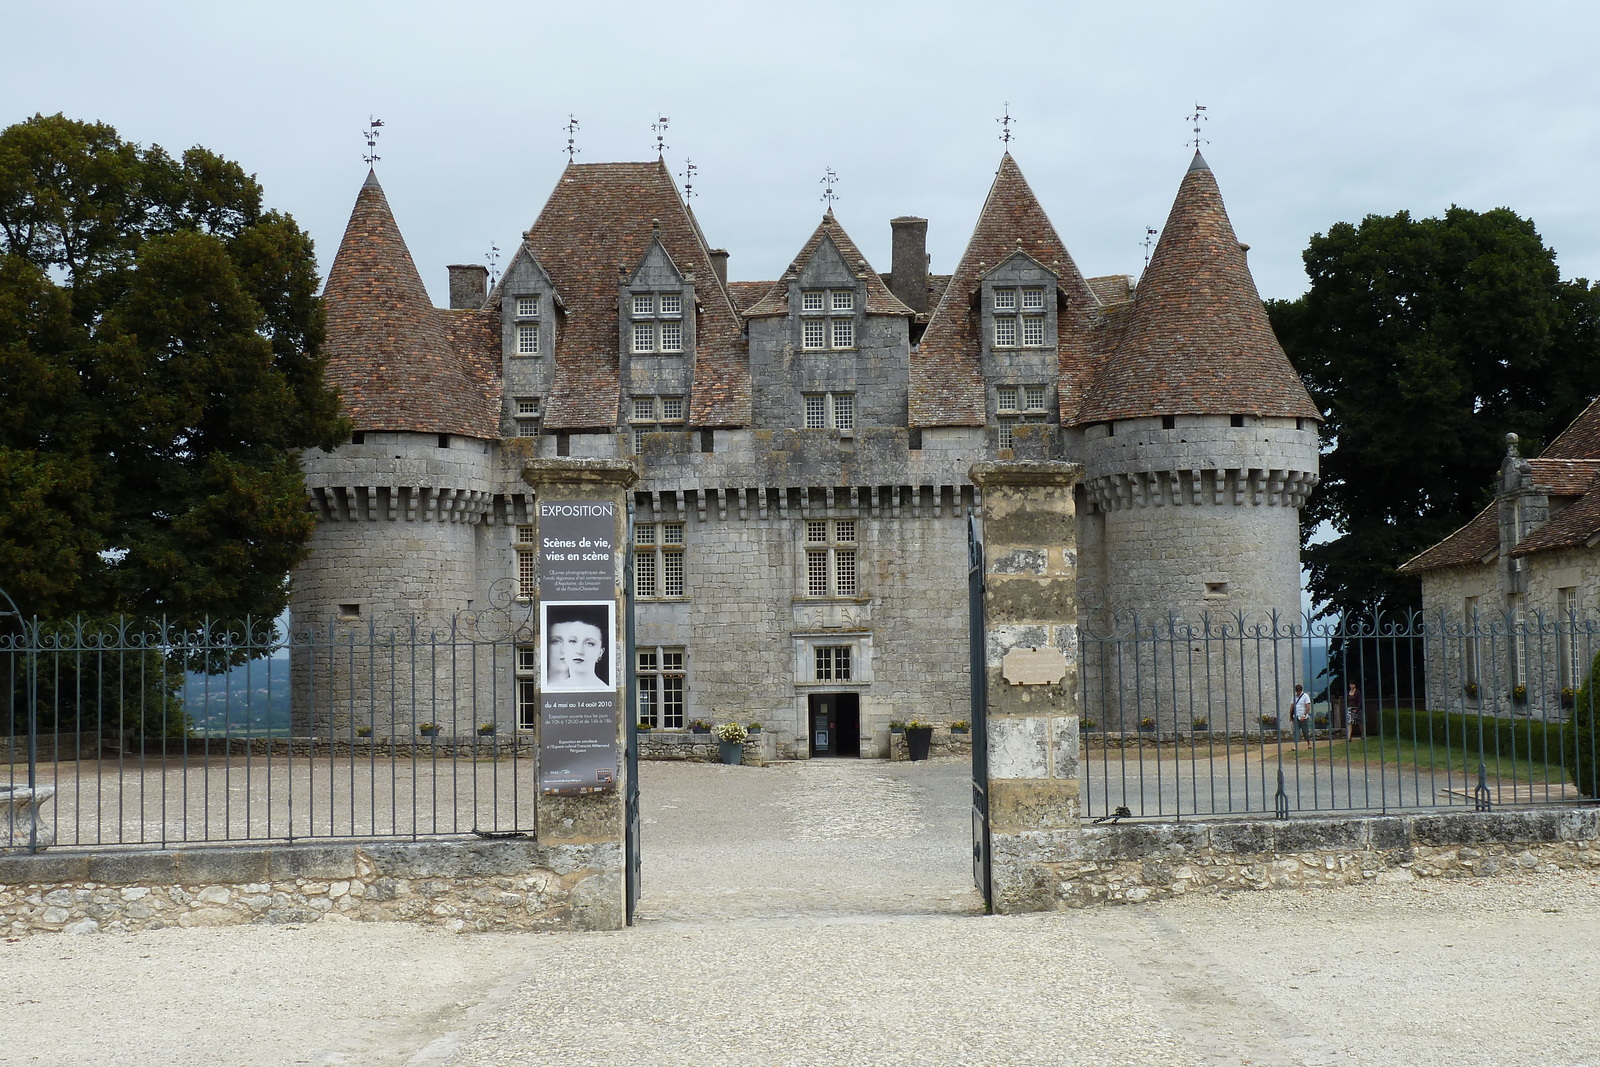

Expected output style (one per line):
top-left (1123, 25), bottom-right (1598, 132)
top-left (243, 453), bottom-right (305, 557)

top-left (537, 501), bottom-right (620, 796)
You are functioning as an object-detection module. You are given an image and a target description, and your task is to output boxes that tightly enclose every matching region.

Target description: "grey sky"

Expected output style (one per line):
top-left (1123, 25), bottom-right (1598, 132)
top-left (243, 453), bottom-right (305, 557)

top-left (5, 1), bottom-right (1599, 306)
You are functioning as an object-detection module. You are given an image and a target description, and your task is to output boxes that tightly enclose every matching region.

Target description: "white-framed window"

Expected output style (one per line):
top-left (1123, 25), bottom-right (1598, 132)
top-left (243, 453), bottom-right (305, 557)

top-left (514, 396), bottom-right (541, 437)
top-left (1560, 587), bottom-right (1581, 690)
top-left (1022, 316), bottom-right (1044, 346)
top-left (633, 322), bottom-right (656, 353)
top-left (659, 293), bottom-right (681, 315)
top-left (515, 295), bottom-right (540, 319)
top-left (634, 521), bottom-right (685, 599)
top-left (1509, 594), bottom-right (1526, 687)
top-left (814, 645), bottom-right (852, 681)
top-left (994, 288), bottom-right (1017, 310)
top-left (1464, 595), bottom-right (1480, 686)
top-left (992, 286), bottom-right (1049, 349)
top-left (517, 646), bottom-right (539, 730)
top-left (627, 291), bottom-right (687, 353)
top-left (805, 519), bottom-right (858, 598)
top-left (1024, 385), bottom-right (1047, 411)
top-left (632, 294), bottom-right (655, 316)
top-left (515, 525), bottom-right (536, 600)
top-left (628, 395), bottom-right (686, 452)
top-left (803, 392), bottom-right (855, 432)
top-left (516, 323), bottom-right (539, 356)
top-left (994, 318), bottom-right (1017, 347)
top-left (799, 289), bottom-right (856, 349)
top-left (637, 647), bottom-right (686, 727)
top-left (660, 320), bottom-right (683, 352)
top-left (995, 385), bottom-right (1049, 449)
top-left (1021, 287), bottom-right (1045, 309)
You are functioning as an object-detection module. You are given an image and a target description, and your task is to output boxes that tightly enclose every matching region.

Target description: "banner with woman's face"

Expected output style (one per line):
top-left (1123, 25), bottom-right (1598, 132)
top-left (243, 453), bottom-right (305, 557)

top-left (541, 601), bottom-right (614, 692)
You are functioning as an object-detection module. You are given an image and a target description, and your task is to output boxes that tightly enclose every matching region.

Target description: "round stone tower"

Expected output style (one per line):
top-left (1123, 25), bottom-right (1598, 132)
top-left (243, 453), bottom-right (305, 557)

top-left (289, 171), bottom-right (502, 733)
top-left (1073, 152), bottom-right (1321, 731)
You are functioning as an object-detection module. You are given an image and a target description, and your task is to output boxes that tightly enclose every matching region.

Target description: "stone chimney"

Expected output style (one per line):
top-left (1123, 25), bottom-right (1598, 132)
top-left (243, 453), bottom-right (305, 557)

top-left (708, 248), bottom-right (729, 288)
top-left (889, 217), bottom-right (928, 313)
top-left (447, 264), bottom-right (489, 309)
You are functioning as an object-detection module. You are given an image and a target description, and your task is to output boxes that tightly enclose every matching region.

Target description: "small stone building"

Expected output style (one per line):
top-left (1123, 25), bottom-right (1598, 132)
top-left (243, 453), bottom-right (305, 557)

top-left (1400, 403), bottom-right (1600, 714)
top-left (290, 148), bottom-right (1320, 757)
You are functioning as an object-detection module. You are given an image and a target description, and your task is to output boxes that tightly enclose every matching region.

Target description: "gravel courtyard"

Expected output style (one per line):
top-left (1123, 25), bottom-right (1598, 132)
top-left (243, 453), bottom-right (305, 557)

top-left (4, 756), bottom-right (1598, 1066)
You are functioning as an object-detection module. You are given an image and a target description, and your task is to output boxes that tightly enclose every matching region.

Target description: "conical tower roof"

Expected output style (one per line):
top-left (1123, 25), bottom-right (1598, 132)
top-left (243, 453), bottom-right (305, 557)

top-left (1076, 152), bottom-right (1320, 425)
top-left (742, 210), bottom-right (915, 318)
top-left (910, 153), bottom-right (1099, 426)
top-left (322, 171), bottom-right (499, 438)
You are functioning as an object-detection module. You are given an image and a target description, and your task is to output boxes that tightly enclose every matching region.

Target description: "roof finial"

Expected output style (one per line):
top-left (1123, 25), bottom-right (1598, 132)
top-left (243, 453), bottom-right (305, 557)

top-left (652, 114), bottom-right (670, 158)
top-left (820, 166), bottom-right (839, 210)
top-left (486, 241), bottom-right (501, 288)
top-left (1186, 103), bottom-right (1209, 151)
top-left (997, 102), bottom-right (1016, 147)
top-left (564, 115), bottom-right (581, 161)
top-left (679, 158), bottom-right (697, 200)
top-left (361, 116), bottom-right (384, 167)
top-left (1142, 226), bottom-right (1158, 272)
top-left (1506, 432), bottom-right (1521, 457)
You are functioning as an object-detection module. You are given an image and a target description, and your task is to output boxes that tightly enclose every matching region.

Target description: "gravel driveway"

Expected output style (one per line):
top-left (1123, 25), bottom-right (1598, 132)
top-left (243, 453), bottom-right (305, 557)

top-left (4, 756), bottom-right (1597, 1066)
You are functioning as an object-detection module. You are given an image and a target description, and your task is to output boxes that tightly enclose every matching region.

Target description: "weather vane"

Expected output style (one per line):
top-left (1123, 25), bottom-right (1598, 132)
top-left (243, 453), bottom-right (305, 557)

top-left (362, 116), bottom-right (384, 167)
top-left (564, 115), bottom-right (581, 161)
top-left (652, 115), bottom-right (670, 158)
top-left (1142, 227), bottom-right (1158, 271)
top-left (1186, 103), bottom-right (1209, 150)
top-left (820, 167), bottom-right (839, 208)
top-left (680, 158), bottom-right (697, 200)
top-left (486, 241), bottom-right (500, 288)
top-left (998, 103), bottom-right (1016, 146)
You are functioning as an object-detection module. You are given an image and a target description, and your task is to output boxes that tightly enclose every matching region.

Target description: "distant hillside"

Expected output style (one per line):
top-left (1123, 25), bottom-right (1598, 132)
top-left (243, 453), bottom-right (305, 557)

top-left (183, 655), bottom-right (292, 737)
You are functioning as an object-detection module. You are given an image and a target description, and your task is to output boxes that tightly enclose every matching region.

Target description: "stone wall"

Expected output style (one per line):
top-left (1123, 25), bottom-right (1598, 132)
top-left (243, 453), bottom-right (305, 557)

top-left (0, 838), bottom-right (622, 936)
top-left (994, 808), bottom-right (1600, 911)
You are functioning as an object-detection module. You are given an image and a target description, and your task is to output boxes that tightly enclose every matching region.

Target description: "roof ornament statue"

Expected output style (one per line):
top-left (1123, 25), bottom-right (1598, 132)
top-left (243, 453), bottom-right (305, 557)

top-left (361, 116), bottom-right (384, 167)
top-left (997, 103), bottom-right (1016, 147)
top-left (820, 167), bottom-right (839, 210)
top-left (486, 241), bottom-right (500, 288)
top-left (652, 115), bottom-right (670, 158)
top-left (1186, 103), bottom-right (1209, 150)
top-left (680, 158), bottom-right (697, 200)
top-left (563, 115), bottom-right (581, 161)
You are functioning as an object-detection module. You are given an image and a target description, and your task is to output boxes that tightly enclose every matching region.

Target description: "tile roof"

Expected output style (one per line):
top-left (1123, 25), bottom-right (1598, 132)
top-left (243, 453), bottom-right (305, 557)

top-left (440, 307), bottom-right (504, 422)
top-left (726, 281), bottom-right (772, 313)
top-left (521, 161), bottom-right (749, 429)
top-left (1528, 458), bottom-right (1600, 495)
top-left (1542, 396), bottom-right (1600, 459)
top-left (321, 171), bottom-right (500, 439)
top-left (1087, 274), bottom-right (1135, 305)
top-left (910, 154), bottom-right (1100, 427)
top-left (1511, 488), bottom-right (1600, 557)
top-left (1075, 152), bottom-right (1321, 426)
top-left (741, 213), bottom-right (915, 319)
top-left (1396, 503), bottom-right (1499, 573)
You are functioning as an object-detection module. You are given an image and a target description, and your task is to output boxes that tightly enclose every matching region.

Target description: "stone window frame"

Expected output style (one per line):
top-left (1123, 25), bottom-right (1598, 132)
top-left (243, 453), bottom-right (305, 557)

top-left (514, 525), bottom-right (537, 600)
top-left (637, 646), bottom-right (687, 728)
top-left (633, 521), bottom-right (686, 600)
top-left (980, 257), bottom-right (1056, 363)
top-left (513, 396), bottom-right (542, 437)
top-left (515, 295), bottom-right (540, 319)
top-left (814, 645), bottom-right (852, 681)
top-left (515, 323), bottom-right (539, 356)
top-left (803, 518), bottom-right (859, 599)
top-left (1558, 586), bottom-right (1581, 690)
top-left (628, 288), bottom-right (687, 354)
top-left (516, 646), bottom-right (539, 730)
top-left (628, 395), bottom-right (686, 452)
top-left (803, 391), bottom-right (855, 433)
top-left (792, 632), bottom-right (875, 687)
top-left (798, 287), bottom-right (858, 351)
top-left (994, 384), bottom-right (1049, 449)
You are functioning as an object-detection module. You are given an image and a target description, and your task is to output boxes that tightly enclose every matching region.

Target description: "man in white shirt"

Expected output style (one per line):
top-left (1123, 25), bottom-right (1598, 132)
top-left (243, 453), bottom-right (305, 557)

top-left (1291, 683), bottom-right (1313, 747)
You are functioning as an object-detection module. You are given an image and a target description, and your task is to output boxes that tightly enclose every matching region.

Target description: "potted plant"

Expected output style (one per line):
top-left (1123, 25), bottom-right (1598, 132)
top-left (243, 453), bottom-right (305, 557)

top-left (1562, 687), bottom-right (1577, 709)
top-left (1190, 717), bottom-right (1208, 732)
top-left (1314, 714), bottom-right (1329, 729)
top-left (356, 724), bottom-right (373, 738)
top-left (905, 719), bottom-right (934, 760)
top-left (1259, 714), bottom-right (1279, 731)
top-left (477, 722), bottom-right (496, 737)
top-left (714, 721), bottom-right (748, 765)
top-left (950, 720), bottom-right (970, 735)
top-left (1138, 716), bottom-right (1157, 732)
top-left (419, 722), bottom-right (440, 738)
top-left (1080, 717), bottom-right (1098, 731)
top-left (1464, 681), bottom-right (1480, 699)
top-left (889, 720), bottom-right (906, 734)
top-left (689, 719), bottom-right (712, 735)
top-left (746, 722), bottom-right (762, 735)
top-left (637, 720), bottom-right (653, 734)
top-left (1512, 685), bottom-right (1529, 705)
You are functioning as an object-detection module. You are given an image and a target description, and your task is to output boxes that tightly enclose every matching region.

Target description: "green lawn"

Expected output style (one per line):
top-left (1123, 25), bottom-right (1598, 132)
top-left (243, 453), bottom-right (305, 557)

top-left (1282, 734), bottom-right (1572, 786)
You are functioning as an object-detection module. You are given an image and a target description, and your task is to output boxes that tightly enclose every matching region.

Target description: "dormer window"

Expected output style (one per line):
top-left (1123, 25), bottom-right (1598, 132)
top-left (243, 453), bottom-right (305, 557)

top-left (515, 295), bottom-right (539, 319)
top-left (991, 286), bottom-right (1047, 348)
top-left (516, 323), bottom-right (539, 355)
top-left (630, 290), bottom-right (686, 353)
top-left (800, 288), bottom-right (856, 350)
top-left (1021, 288), bottom-right (1044, 309)
top-left (660, 293), bottom-right (682, 316)
top-left (633, 294), bottom-right (655, 316)
top-left (995, 384), bottom-right (1049, 449)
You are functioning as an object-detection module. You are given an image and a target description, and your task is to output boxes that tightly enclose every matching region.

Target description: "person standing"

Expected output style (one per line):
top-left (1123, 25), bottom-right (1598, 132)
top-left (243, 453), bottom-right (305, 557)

top-left (1346, 683), bottom-right (1365, 740)
top-left (1291, 683), bottom-right (1313, 747)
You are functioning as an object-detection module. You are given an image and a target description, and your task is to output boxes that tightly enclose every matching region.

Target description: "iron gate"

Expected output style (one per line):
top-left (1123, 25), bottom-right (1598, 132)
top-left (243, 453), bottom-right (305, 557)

top-left (968, 510), bottom-right (991, 910)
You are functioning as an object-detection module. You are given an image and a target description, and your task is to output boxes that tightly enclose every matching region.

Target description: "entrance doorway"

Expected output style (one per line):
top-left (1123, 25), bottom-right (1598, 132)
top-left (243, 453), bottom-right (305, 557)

top-left (807, 693), bottom-right (860, 757)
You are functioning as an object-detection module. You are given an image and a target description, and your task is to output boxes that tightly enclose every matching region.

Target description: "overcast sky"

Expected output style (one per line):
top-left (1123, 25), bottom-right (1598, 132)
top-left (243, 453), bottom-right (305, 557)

top-left (5, 1), bottom-right (1599, 307)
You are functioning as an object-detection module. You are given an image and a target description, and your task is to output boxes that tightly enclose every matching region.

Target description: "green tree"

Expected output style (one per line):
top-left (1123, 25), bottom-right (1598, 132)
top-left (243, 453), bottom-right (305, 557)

top-left (1268, 207), bottom-right (1600, 621)
top-left (0, 114), bottom-right (345, 626)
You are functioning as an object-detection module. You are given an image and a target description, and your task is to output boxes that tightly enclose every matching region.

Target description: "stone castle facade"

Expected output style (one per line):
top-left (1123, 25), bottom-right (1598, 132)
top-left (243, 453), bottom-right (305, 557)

top-left (290, 149), bottom-right (1321, 758)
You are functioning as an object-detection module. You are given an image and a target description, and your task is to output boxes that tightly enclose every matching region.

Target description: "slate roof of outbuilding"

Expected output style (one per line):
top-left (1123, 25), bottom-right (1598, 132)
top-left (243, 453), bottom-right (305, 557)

top-left (522, 160), bottom-right (749, 429)
top-left (742, 213), bottom-right (915, 319)
top-left (910, 154), bottom-right (1101, 427)
top-left (1396, 505), bottom-right (1500, 573)
top-left (1075, 152), bottom-right (1321, 426)
top-left (1397, 460), bottom-right (1600, 572)
top-left (321, 171), bottom-right (500, 439)
top-left (1542, 396), bottom-right (1600, 459)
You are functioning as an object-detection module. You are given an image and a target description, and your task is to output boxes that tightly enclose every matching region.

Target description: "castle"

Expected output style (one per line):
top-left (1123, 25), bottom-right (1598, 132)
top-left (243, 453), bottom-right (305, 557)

top-left (290, 148), bottom-right (1321, 758)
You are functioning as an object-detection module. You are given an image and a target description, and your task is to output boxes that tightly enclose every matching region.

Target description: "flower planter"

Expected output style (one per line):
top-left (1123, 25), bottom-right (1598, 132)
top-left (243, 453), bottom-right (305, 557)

top-left (420, 727), bottom-right (440, 738)
top-left (950, 727), bottom-right (970, 736)
top-left (718, 739), bottom-right (743, 765)
top-left (477, 726), bottom-right (496, 737)
top-left (906, 726), bottom-right (934, 761)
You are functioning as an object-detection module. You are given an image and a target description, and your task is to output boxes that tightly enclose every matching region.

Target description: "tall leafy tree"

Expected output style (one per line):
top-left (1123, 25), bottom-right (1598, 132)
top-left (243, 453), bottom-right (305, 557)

top-left (1269, 207), bottom-right (1600, 623)
top-left (0, 114), bottom-right (345, 625)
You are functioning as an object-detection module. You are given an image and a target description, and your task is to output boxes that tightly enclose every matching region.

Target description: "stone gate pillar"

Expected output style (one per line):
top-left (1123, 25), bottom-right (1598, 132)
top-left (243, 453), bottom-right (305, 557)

top-left (970, 461), bottom-right (1085, 914)
top-left (522, 458), bottom-right (639, 929)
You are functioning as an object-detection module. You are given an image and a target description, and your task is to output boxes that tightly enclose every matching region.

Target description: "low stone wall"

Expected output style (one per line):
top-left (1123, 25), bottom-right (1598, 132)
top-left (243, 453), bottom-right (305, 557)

top-left (639, 731), bottom-right (767, 764)
top-left (10, 735), bottom-right (536, 762)
top-left (0, 837), bottom-right (622, 937)
top-left (992, 808), bottom-right (1600, 912)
